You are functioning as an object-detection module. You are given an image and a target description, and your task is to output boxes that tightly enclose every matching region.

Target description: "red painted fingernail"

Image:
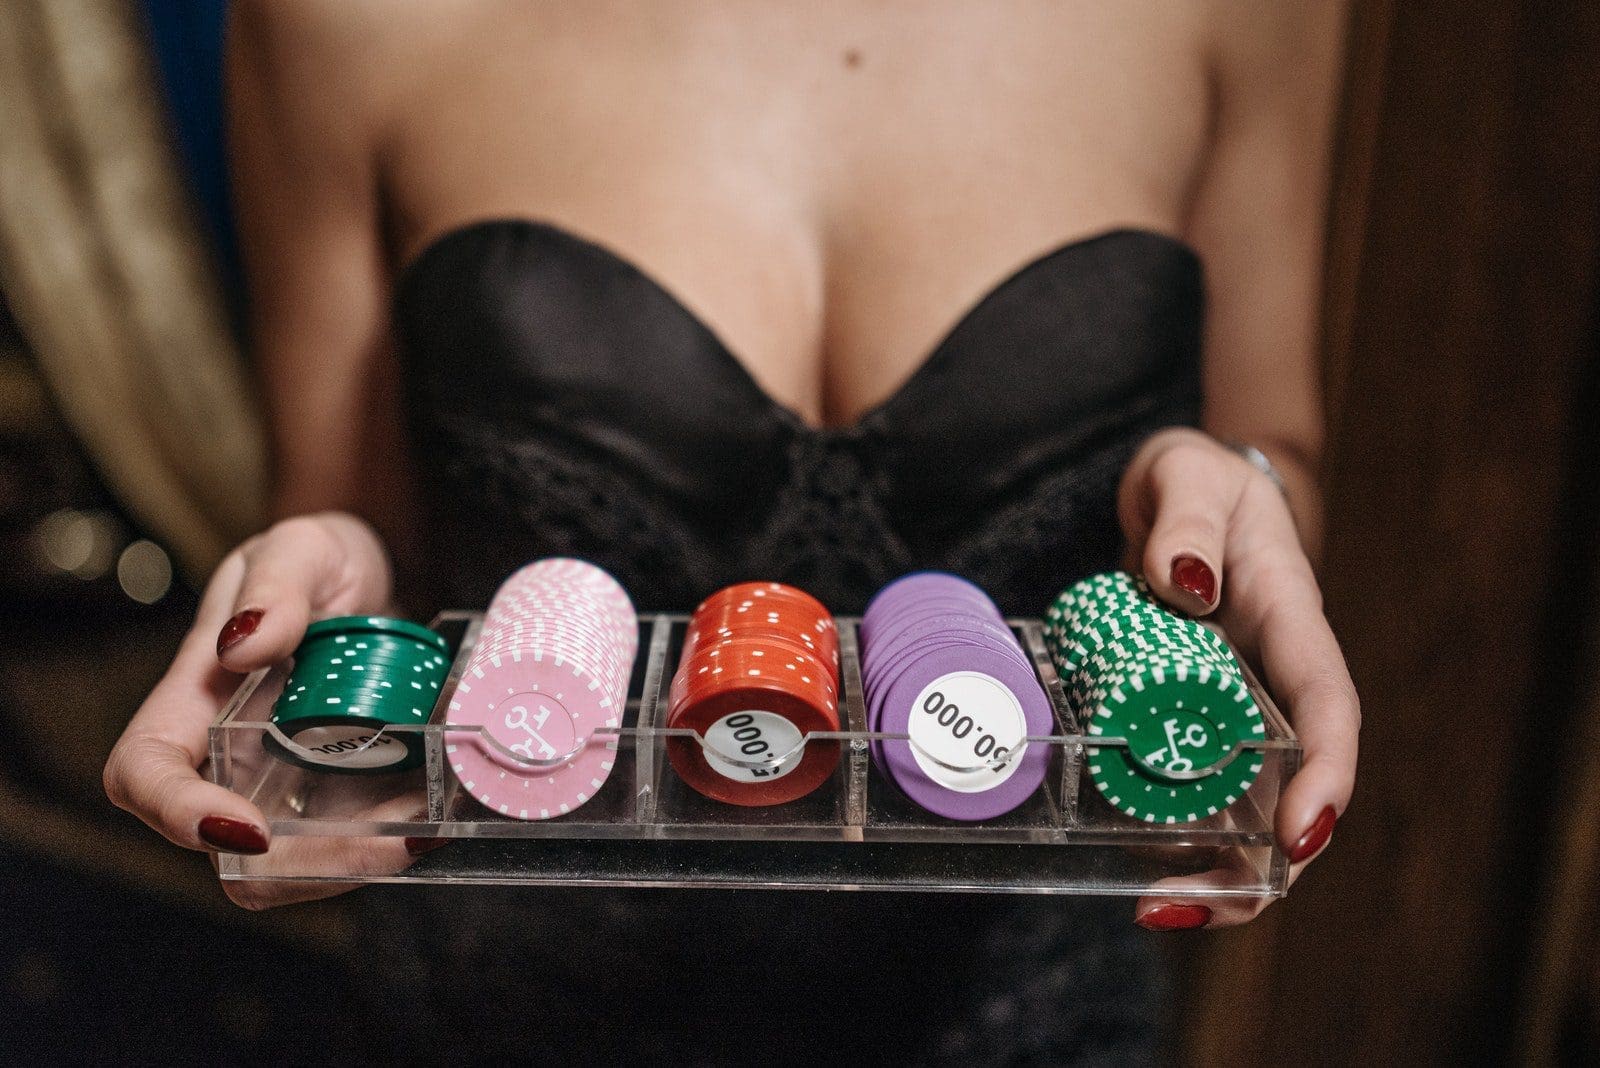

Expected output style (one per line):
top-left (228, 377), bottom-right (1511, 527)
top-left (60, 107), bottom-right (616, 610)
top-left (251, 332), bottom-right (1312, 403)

top-left (1171, 556), bottom-right (1217, 608)
top-left (405, 837), bottom-right (448, 857)
top-left (1289, 805), bottom-right (1337, 863)
top-left (199, 815), bottom-right (269, 855)
top-left (1136, 904), bottom-right (1212, 931)
top-left (217, 610), bottom-right (263, 656)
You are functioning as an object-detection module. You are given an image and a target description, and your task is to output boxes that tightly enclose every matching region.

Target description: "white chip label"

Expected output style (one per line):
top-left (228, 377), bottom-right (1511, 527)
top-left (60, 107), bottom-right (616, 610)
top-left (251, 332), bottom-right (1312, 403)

top-left (702, 710), bottom-right (803, 782)
top-left (908, 672), bottom-right (1026, 793)
top-left (289, 725), bottom-right (409, 769)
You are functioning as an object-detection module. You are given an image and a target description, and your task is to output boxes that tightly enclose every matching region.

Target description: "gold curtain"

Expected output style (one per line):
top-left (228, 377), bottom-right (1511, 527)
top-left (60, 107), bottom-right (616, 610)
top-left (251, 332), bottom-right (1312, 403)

top-left (0, 0), bottom-right (265, 578)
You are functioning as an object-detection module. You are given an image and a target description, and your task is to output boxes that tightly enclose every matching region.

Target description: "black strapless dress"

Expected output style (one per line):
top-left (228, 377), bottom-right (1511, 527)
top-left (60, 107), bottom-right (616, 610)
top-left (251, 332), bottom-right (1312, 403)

top-left (361, 220), bottom-right (1203, 1064)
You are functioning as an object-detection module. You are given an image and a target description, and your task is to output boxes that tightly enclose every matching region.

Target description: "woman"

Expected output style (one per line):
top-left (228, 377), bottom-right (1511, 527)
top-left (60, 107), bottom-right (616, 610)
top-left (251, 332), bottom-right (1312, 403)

top-left (105, 2), bottom-right (1357, 1061)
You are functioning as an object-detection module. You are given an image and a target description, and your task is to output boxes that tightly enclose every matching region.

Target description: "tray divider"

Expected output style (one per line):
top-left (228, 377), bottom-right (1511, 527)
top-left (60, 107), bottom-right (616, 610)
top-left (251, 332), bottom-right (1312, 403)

top-left (1015, 619), bottom-right (1085, 829)
top-left (426, 614), bottom-right (483, 823)
top-left (838, 619), bottom-right (869, 829)
top-left (632, 614), bottom-right (674, 828)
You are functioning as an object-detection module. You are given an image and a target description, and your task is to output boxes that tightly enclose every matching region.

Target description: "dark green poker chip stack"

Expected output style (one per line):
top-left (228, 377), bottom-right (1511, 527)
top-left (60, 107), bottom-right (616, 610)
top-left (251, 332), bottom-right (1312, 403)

top-left (1044, 572), bottom-right (1266, 824)
top-left (265, 616), bottom-right (453, 773)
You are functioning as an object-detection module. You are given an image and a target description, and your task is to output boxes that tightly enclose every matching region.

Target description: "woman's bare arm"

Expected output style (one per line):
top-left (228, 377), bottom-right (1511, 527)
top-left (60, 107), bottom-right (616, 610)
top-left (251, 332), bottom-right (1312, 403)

top-left (226, 0), bottom-right (411, 542)
top-left (1189, 1), bottom-right (1346, 557)
top-left (1120, 4), bottom-right (1354, 927)
top-left (103, 5), bottom-right (421, 903)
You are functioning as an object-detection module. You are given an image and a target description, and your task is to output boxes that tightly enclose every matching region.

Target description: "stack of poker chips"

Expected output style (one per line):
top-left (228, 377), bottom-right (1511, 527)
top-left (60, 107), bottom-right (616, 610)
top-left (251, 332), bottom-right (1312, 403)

top-left (268, 616), bottom-right (452, 773)
top-left (860, 573), bottom-right (1053, 821)
top-left (445, 558), bottom-right (638, 820)
top-left (666, 582), bottom-right (841, 806)
top-left (1044, 571), bottom-right (1266, 824)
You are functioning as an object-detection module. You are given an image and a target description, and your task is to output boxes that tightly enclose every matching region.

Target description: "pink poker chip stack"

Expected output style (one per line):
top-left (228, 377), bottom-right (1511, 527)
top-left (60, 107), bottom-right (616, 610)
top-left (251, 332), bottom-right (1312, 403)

top-left (445, 558), bottom-right (638, 820)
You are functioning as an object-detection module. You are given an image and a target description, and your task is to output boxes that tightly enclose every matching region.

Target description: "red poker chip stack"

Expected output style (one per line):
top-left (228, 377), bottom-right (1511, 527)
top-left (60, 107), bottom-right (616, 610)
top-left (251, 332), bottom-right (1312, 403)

top-left (446, 558), bottom-right (637, 820)
top-left (666, 581), bottom-right (842, 806)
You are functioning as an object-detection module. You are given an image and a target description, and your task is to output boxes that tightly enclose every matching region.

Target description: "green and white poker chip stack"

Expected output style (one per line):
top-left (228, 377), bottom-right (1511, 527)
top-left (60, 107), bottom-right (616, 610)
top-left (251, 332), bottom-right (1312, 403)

top-left (266, 616), bottom-right (452, 773)
top-left (1044, 571), bottom-right (1266, 824)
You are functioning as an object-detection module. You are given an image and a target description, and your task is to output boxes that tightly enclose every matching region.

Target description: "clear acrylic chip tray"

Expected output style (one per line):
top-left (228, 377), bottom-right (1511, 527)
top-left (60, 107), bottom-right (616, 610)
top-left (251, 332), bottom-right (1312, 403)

top-left (210, 614), bottom-right (1299, 897)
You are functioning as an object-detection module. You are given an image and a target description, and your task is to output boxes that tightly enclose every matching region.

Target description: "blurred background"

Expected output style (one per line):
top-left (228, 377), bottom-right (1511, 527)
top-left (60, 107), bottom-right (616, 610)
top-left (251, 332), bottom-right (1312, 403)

top-left (1, 0), bottom-right (1597, 1063)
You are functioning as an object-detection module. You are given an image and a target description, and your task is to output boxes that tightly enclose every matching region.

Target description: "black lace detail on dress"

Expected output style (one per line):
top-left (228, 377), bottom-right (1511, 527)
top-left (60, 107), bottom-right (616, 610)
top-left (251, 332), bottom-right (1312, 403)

top-left (418, 413), bottom-right (726, 610)
top-left (739, 424), bottom-right (915, 610)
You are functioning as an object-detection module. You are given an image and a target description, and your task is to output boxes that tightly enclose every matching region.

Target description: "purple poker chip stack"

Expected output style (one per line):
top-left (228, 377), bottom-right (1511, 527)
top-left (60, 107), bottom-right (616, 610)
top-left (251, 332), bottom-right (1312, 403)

top-left (859, 572), bottom-right (1054, 820)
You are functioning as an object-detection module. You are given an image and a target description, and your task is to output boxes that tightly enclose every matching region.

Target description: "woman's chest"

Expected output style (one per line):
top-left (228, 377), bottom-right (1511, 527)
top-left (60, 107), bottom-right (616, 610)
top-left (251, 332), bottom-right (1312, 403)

top-left (378, 1), bottom-right (1211, 425)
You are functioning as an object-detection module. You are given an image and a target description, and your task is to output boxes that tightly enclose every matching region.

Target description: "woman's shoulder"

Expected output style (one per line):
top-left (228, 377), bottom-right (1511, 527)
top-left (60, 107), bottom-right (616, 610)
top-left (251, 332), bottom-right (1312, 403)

top-left (227, 0), bottom-right (429, 105)
top-left (1201, 0), bottom-right (1349, 76)
top-left (226, 0), bottom-right (433, 153)
top-left (230, 0), bottom-right (399, 53)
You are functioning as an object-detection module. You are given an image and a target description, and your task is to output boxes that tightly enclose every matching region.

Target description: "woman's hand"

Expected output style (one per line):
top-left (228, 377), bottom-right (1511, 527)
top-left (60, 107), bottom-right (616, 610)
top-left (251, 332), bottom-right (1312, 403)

top-left (1115, 427), bottom-right (1360, 929)
top-left (103, 512), bottom-right (419, 909)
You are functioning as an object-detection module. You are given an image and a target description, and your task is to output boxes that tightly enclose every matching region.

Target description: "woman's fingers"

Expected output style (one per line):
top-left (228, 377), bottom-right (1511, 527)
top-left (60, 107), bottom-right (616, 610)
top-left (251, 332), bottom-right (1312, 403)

top-left (105, 730), bottom-right (273, 854)
top-left (217, 514), bottom-right (387, 673)
top-left (1134, 852), bottom-right (1313, 930)
top-left (218, 795), bottom-right (431, 910)
top-left (1130, 811), bottom-right (1301, 929)
top-left (105, 554), bottom-right (274, 852)
top-left (1112, 431), bottom-right (1358, 927)
top-left (1254, 593), bottom-right (1358, 858)
top-left (107, 513), bottom-right (387, 853)
top-left (1223, 490), bottom-right (1359, 859)
top-left (1120, 430), bottom-right (1248, 616)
